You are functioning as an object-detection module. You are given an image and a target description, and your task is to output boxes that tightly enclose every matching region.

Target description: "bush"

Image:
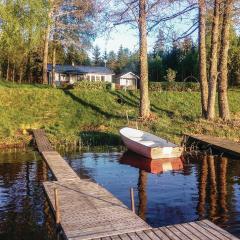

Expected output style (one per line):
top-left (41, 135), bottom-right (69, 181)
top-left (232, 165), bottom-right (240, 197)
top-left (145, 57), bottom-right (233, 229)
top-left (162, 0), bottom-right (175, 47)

top-left (165, 68), bottom-right (177, 82)
top-left (74, 80), bottom-right (107, 90)
top-left (149, 82), bottom-right (200, 92)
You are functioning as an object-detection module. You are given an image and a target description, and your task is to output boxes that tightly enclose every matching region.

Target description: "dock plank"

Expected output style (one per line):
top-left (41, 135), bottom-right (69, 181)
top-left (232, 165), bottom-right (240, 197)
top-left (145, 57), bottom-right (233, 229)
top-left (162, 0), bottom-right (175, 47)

top-left (43, 179), bottom-right (150, 240)
top-left (199, 220), bottom-right (239, 240)
top-left (159, 227), bottom-right (181, 240)
top-left (33, 129), bottom-right (53, 152)
top-left (144, 229), bottom-right (166, 240)
top-left (188, 222), bottom-right (220, 240)
top-left (178, 223), bottom-right (209, 240)
top-left (186, 135), bottom-right (240, 157)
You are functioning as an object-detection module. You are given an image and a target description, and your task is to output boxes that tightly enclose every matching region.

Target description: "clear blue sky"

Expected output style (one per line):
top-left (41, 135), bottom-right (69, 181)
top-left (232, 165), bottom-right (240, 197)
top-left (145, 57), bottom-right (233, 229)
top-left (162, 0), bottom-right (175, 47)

top-left (93, 25), bottom-right (157, 54)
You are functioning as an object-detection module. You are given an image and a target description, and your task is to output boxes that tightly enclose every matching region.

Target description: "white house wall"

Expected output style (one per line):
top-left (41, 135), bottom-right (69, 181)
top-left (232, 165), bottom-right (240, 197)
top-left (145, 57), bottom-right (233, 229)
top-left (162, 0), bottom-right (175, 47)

top-left (120, 78), bottom-right (136, 86)
top-left (50, 72), bottom-right (113, 85)
top-left (85, 74), bottom-right (112, 83)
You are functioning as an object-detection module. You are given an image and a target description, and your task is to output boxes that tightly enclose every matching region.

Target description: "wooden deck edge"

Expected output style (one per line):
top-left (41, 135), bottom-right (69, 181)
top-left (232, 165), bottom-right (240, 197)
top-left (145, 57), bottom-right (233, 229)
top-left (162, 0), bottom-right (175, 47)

top-left (42, 181), bottom-right (68, 240)
top-left (185, 134), bottom-right (240, 157)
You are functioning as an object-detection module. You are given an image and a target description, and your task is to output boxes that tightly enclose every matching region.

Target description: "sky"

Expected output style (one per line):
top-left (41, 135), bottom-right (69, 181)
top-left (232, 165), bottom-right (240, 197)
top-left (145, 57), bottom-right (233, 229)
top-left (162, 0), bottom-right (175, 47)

top-left (92, 3), bottom-right (199, 57)
top-left (93, 25), bottom-right (158, 54)
top-left (92, 22), bottom-right (198, 57)
top-left (94, 26), bottom-right (139, 53)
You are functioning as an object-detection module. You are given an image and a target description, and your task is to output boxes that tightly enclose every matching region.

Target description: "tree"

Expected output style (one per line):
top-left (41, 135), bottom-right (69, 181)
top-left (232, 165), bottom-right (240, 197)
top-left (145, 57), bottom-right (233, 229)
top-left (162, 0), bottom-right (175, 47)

top-left (43, 0), bottom-right (96, 84)
top-left (139, 0), bottom-right (150, 118)
top-left (117, 45), bottom-right (130, 73)
top-left (92, 45), bottom-right (102, 65)
top-left (218, 0), bottom-right (234, 121)
top-left (64, 46), bottom-right (91, 65)
top-left (198, 0), bottom-right (208, 118)
top-left (148, 54), bottom-right (163, 82)
top-left (207, 0), bottom-right (221, 120)
top-left (0, 0), bottom-right (48, 83)
top-left (107, 51), bottom-right (118, 71)
top-left (42, 0), bottom-right (57, 84)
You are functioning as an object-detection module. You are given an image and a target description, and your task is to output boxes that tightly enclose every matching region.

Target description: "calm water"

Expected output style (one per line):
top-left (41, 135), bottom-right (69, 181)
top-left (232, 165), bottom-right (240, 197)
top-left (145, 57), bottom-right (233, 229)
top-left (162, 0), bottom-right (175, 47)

top-left (0, 150), bottom-right (56, 240)
top-left (64, 150), bottom-right (240, 237)
top-left (1, 149), bottom-right (240, 239)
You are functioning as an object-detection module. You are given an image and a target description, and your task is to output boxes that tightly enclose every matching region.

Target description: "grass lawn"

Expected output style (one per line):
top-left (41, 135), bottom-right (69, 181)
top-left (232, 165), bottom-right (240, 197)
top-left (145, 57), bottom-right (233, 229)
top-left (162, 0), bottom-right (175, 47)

top-left (0, 81), bottom-right (240, 148)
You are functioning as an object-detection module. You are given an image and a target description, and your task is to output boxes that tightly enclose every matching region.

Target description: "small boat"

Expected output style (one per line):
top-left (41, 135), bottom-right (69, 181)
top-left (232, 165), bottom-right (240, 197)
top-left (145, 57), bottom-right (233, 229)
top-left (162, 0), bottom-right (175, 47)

top-left (120, 151), bottom-right (183, 174)
top-left (119, 127), bottom-right (183, 159)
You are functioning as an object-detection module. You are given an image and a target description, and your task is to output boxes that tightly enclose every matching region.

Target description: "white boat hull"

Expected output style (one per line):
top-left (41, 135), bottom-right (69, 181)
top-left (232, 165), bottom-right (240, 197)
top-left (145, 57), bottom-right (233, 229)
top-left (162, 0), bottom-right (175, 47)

top-left (120, 127), bottom-right (183, 159)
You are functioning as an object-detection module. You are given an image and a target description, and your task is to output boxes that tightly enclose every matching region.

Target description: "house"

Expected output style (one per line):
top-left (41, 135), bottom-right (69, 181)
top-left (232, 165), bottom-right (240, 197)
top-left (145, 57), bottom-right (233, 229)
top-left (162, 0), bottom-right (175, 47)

top-left (47, 64), bottom-right (114, 86)
top-left (114, 72), bottom-right (139, 90)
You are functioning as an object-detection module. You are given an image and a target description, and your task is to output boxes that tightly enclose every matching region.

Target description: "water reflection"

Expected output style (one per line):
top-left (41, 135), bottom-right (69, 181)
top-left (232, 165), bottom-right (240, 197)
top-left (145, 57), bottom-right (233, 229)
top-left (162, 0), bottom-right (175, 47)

top-left (64, 149), bottom-right (240, 237)
top-left (120, 151), bottom-right (184, 222)
top-left (120, 151), bottom-right (183, 174)
top-left (197, 155), bottom-right (229, 223)
top-left (0, 150), bottom-right (56, 240)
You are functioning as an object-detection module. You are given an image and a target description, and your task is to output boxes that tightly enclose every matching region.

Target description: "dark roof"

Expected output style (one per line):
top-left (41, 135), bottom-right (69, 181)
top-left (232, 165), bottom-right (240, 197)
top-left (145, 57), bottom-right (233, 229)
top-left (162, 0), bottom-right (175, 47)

top-left (47, 64), bottom-right (114, 75)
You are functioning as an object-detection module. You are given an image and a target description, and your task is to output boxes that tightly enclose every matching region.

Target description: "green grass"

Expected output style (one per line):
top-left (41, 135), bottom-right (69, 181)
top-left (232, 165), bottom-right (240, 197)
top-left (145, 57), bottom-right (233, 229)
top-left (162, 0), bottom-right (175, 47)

top-left (0, 80), bottom-right (240, 148)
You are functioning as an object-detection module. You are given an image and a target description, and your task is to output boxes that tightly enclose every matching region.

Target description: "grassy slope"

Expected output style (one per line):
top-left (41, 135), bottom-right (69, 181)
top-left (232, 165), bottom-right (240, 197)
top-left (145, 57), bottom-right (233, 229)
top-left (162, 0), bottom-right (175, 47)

top-left (0, 81), bottom-right (240, 147)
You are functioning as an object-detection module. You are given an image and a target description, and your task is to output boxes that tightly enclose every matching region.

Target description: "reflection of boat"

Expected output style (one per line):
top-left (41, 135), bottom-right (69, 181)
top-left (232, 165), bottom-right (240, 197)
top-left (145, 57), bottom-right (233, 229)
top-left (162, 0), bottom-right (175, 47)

top-left (120, 151), bottom-right (183, 174)
top-left (120, 127), bottom-right (183, 159)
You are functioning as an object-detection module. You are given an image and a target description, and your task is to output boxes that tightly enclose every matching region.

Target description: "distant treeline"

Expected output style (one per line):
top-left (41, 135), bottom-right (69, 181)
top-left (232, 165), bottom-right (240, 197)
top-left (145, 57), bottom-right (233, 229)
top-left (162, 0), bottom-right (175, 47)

top-left (1, 1), bottom-right (240, 86)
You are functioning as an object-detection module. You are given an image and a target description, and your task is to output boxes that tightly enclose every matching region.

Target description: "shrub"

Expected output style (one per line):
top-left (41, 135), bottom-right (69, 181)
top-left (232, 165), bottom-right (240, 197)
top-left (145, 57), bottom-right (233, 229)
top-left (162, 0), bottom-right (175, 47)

top-left (165, 68), bottom-right (177, 82)
top-left (74, 80), bottom-right (107, 90)
top-left (149, 82), bottom-right (200, 92)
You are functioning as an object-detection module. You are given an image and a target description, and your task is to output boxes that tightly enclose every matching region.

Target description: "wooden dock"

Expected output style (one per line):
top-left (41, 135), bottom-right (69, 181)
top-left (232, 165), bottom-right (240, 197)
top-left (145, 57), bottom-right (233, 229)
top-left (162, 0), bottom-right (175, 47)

top-left (33, 129), bottom-right (240, 240)
top-left (186, 134), bottom-right (240, 157)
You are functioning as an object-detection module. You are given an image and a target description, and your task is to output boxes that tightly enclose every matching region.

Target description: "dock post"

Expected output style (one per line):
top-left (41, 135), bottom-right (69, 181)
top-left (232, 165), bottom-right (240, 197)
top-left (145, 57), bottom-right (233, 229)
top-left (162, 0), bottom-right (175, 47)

top-left (126, 112), bottom-right (129, 125)
top-left (54, 188), bottom-right (61, 224)
top-left (130, 188), bottom-right (135, 213)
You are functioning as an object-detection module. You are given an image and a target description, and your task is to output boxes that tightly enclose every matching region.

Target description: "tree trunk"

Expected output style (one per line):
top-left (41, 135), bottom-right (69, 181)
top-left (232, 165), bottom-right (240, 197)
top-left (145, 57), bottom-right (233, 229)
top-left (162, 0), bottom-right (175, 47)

top-left (207, 0), bottom-right (220, 120)
top-left (198, 0), bottom-right (208, 118)
top-left (52, 39), bottom-right (56, 86)
top-left (139, 0), bottom-right (150, 119)
top-left (12, 64), bottom-right (15, 83)
top-left (19, 66), bottom-right (23, 84)
top-left (6, 58), bottom-right (10, 81)
top-left (218, 0), bottom-right (233, 121)
top-left (26, 55), bottom-right (31, 84)
top-left (42, 9), bottom-right (52, 85)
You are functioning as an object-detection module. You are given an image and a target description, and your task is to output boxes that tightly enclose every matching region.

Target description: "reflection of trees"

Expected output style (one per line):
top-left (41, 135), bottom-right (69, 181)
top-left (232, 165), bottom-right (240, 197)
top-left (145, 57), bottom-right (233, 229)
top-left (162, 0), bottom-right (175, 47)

top-left (197, 155), bottom-right (229, 223)
top-left (197, 155), bottom-right (208, 218)
top-left (138, 170), bottom-right (148, 221)
top-left (0, 151), bottom-right (57, 240)
top-left (208, 155), bottom-right (217, 220)
top-left (219, 157), bottom-right (228, 222)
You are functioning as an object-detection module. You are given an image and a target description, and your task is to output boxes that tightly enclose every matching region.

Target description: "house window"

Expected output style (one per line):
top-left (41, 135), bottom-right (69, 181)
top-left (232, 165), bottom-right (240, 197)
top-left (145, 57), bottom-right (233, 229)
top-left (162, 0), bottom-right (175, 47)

top-left (87, 75), bottom-right (90, 81)
top-left (79, 75), bottom-right (84, 81)
top-left (96, 75), bottom-right (100, 81)
top-left (91, 75), bottom-right (95, 81)
top-left (101, 76), bottom-right (105, 82)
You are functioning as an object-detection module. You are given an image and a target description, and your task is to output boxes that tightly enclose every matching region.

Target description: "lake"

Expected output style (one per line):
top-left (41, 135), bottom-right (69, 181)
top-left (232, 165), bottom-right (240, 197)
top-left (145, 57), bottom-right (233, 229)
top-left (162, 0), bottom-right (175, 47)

top-left (1, 148), bottom-right (240, 239)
